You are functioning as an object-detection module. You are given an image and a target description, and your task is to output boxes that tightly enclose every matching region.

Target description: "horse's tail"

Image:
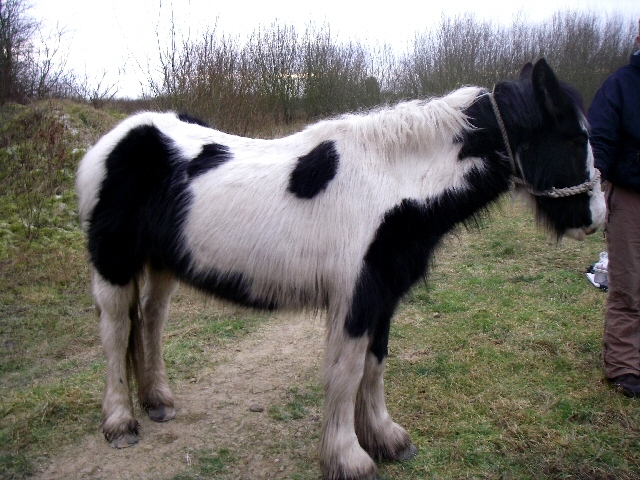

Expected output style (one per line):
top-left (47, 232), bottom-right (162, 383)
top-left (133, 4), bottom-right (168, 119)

top-left (76, 113), bottom-right (177, 287)
top-left (127, 275), bottom-right (146, 406)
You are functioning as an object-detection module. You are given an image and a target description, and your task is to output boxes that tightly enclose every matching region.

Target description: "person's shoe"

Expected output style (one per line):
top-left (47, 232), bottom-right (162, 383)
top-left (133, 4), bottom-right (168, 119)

top-left (608, 374), bottom-right (640, 398)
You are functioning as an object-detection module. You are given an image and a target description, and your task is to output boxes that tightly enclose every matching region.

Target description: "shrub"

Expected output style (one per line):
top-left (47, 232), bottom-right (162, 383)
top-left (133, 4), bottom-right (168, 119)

top-left (0, 102), bottom-right (77, 239)
top-left (147, 11), bottom-right (635, 135)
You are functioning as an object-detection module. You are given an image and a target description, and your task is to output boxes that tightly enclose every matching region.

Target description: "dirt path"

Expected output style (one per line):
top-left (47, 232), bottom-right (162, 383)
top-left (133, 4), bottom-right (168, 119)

top-left (36, 312), bottom-right (325, 480)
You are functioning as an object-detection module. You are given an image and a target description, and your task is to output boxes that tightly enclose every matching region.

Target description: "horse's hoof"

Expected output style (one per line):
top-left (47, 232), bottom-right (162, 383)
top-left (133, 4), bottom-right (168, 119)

top-left (394, 443), bottom-right (417, 462)
top-left (147, 405), bottom-right (176, 422)
top-left (110, 432), bottom-right (138, 449)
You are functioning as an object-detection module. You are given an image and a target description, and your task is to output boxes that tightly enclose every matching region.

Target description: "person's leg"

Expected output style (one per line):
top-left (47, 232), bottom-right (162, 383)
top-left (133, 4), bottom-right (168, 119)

top-left (603, 185), bottom-right (640, 393)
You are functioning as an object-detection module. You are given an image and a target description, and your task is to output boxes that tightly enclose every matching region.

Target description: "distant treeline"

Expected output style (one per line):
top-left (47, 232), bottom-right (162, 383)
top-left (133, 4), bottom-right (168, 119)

top-left (147, 11), bottom-right (635, 136)
top-left (2, 0), bottom-right (635, 136)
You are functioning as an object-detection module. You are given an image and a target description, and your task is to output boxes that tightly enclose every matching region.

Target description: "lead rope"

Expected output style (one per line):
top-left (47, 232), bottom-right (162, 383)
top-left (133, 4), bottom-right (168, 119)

top-left (488, 90), bottom-right (522, 180)
top-left (488, 89), bottom-right (599, 198)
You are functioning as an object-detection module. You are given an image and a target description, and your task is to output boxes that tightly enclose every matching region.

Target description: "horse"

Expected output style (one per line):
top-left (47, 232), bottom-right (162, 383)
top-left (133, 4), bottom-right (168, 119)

top-left (76, 59), bottom-right (605, 480)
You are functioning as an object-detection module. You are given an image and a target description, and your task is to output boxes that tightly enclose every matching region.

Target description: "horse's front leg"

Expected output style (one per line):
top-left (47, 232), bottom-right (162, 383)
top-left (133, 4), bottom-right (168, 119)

top-left (320, 322), bottom-right (375, 480)
top-left (355, 350), bottom-right (417, 462)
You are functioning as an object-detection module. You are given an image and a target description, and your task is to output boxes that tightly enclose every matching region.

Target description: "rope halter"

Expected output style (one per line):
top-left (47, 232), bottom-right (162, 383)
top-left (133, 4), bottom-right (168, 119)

top-left (488, 90), bottom-right (600, 198)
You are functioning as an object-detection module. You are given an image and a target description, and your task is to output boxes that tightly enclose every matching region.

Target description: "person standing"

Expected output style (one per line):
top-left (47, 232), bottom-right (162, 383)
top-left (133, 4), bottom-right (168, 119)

top-left (588, 19), bottom-right (640, 397)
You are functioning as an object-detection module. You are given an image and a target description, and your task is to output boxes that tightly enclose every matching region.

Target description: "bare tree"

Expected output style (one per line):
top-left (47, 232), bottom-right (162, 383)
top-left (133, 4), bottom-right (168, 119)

top-left (71, 69), bottom-right (118, 107)
top-left (0, 0), bottom-right (38, 102)
top-left (0, 0), bottom-right (76, 103)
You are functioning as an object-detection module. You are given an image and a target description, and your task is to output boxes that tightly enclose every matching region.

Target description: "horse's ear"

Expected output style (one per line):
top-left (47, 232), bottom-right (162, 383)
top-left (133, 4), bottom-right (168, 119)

top-left (519, 62), bottom-right (533, 81)
top-left (531, 58), bottom-right (571, 121)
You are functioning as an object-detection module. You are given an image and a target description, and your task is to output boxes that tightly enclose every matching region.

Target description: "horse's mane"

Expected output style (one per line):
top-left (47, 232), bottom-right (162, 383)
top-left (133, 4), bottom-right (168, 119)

top-left (302, 86), bottom-right (484, 158)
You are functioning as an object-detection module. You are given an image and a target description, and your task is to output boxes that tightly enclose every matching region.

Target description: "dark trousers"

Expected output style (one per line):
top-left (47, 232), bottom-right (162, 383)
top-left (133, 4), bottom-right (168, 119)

top-left (603, 184), bottom-right (640, 378)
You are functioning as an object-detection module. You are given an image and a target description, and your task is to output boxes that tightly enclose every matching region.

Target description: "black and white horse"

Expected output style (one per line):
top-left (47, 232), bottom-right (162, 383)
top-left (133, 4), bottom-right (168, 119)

top-left (76, 59), bottom-right (605, 480)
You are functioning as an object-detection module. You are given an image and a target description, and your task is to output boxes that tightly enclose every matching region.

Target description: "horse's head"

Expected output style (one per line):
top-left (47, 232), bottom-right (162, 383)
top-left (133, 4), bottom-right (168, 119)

top-left (494, 59), bottom-right (606, 240)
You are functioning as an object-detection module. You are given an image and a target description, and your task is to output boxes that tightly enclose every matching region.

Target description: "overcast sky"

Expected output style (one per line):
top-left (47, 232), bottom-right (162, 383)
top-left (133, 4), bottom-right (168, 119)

top-left (32, 0), bottom-right (638, 98)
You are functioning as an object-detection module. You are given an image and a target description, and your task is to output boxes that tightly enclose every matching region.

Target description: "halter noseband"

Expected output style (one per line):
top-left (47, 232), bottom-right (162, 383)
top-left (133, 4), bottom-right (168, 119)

top-left (488, 90), bottom-right (599, 198)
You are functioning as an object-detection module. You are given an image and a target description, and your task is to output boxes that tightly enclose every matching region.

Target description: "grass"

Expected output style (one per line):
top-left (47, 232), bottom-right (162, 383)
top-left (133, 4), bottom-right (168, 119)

top-left (268, 385), bottom-right (323, 422)
top-left (2, 98), bottom-right (639, 479)
top-left (172, 448), bottom-right (234, 479)
top-left (0, 100), bottom-right (116, 478)
top-left (375, 203), bottom-right (640, 479)
top-left (0, 249), bottom-right (270, 479)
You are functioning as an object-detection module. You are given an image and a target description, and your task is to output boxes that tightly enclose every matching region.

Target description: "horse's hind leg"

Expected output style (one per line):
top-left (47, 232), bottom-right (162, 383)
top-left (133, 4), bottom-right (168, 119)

top-left (93, 272), bottom-right (139, 448)
top-left (137, 266), bottom-right (178, 422)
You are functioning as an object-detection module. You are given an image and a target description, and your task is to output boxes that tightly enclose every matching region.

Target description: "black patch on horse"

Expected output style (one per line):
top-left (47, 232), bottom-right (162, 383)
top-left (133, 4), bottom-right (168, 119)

top-left (187, 144), bottom-right (232, 179)
top-left (346, 162), bottom-right (511, 363)
top-left (288, 141), bottom-right (339, 199)
top-left (456, 92), bottom-right (509, 165)
top-left (88, 125), bottom-right (262, 306)
top-left (179, 267), bottom-right (278, 311)
top-left (88, 125), bottom-right (178, 286)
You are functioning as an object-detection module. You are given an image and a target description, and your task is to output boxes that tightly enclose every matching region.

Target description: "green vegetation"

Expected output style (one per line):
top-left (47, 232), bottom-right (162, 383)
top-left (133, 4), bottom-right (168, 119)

top-left (374, 204), bottom-right (640, 479)
top-left (172, 448), bottom-right (234, 479)
top-left (268, 385), bottom-right (323, 422)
